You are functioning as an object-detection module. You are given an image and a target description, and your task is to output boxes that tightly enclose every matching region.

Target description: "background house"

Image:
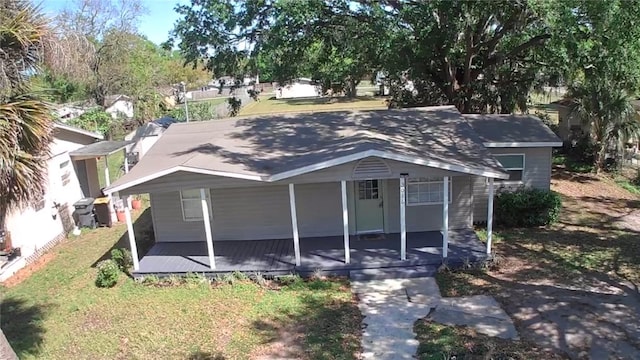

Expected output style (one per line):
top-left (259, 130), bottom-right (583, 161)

top-left (125, 116), bottom-right (176, 162)
top-left (275, 78), bottom-right (321, 99)
top-left (1, 123), bottom-right (103, 281)
top-left (105, 95), bottom-right (134, 119)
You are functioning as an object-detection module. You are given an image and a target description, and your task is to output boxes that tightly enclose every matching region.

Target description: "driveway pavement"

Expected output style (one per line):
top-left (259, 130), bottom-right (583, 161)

top-left (351, 276), bottom-right (516, 360)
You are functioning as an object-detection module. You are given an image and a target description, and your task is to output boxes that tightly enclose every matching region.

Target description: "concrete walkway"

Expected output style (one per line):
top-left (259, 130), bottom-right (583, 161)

top-left (351, 277), bottom-right (517, 360)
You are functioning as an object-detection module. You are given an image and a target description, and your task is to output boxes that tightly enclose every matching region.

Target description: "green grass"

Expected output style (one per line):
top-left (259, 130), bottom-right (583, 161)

top-left (239, 95), bottom-right (388, 116)
top-left (414, 320), bottom-right (564, 360)
top-left (616, 178), bottom-right (640, 195)
top-left (552, 154), bottom-right (594, 173)
top-left (188, 97), bottom-right (228, 106)
top-left (0, 207), bottom-right (361, 359)
top-left (96, 151), bottom-right (126, 189)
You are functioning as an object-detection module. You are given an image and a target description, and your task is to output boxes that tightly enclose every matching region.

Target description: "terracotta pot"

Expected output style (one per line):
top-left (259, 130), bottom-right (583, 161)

top-left (116, 209), bottom-right (126, 222)
top-left (131, 199), bottom-right (142, 210)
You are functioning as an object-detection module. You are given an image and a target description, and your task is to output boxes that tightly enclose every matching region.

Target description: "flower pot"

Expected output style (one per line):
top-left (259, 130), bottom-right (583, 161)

top-left (116, 209), bottom-right (126, 223)
top-left (131, 199), bottom-right (142, 210)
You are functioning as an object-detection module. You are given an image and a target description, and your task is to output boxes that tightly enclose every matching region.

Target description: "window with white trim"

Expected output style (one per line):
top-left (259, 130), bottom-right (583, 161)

top-left (180, 189), bottom-right (212, 221)
top-left (406, 177), bottom-right (452, 205)
top-left (494, 154), bottom-right (525, 182)
top-left (59, 160), bottom-right (71, 186)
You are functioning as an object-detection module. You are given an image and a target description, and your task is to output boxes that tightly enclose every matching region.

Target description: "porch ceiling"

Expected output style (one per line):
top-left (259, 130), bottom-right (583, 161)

top-left (106, 106), bottom-right (510, 194)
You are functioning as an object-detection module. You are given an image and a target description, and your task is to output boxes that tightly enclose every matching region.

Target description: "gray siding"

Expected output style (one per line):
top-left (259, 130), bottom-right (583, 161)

top-left (386, 176), bottom-right (472, 232)
top-left (150, 182), bottom-right (344, 242)
top-left (472, 147), bottom-right (553, 222)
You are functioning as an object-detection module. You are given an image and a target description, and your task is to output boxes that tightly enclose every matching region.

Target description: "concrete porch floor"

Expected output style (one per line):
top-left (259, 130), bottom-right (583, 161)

top-left (133, 229), bottom-right (488, 277)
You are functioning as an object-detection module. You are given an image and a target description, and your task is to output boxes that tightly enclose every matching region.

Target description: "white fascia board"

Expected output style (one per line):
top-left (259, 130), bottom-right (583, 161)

top-left (269, 149), bottom-right (510, 181)
top-left (483, 141), bottom-right (563, 148)
top-left (104, 165), bottom-right (265, 195)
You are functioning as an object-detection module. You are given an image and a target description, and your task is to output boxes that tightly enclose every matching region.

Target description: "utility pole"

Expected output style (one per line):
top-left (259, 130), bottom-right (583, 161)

top-left (181, 81), bottom-right (190, 122)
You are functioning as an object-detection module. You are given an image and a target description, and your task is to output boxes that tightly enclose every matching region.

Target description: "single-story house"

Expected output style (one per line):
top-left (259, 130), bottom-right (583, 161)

top-left (554, 98), bottom-right (640, 152)
top-left (124, 116), bottom-right (177, 162)
top-left (105, 94), bottom-right (134, 119)
top-left (1, 123), bottom-right (103, 281)
top-left (276, 78), bottom-right (321, 99)
top-left (105, 106), bottom-right (561, 277)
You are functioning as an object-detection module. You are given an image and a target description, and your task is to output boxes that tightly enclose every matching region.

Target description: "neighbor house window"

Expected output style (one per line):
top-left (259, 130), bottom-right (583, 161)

top-left (406, 177), bottom-right (452, 205)
top-left (494, 154), bottom-right (525, 182)
top-left (60, 160), bottom-right (71, 186)
top-left (180, 189), bottom-right (212, 221)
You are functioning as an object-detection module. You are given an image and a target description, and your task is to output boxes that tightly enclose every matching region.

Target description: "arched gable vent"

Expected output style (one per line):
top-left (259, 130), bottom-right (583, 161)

top-left (353, 157), bottom-right (391, 178)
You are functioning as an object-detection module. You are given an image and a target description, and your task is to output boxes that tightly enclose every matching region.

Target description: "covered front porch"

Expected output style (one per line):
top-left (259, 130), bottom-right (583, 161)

top-left (134, 229), bottom-right (487, 277)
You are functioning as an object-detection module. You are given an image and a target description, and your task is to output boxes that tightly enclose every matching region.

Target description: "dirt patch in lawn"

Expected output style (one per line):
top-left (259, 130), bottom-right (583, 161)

top-left (1, 251), bottom-right (57, 288)
top-left (438, 166), bottom-right (640, 359)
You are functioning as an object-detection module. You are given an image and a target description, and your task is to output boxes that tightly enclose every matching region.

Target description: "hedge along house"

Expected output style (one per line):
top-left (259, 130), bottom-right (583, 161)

top-left (105, 106), bottom-right (561, 277)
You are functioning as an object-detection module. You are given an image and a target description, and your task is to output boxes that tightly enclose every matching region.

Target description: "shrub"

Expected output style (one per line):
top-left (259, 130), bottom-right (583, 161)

top-left (494, 188), bottom-right (562, 227)
top-left (110, 248), bottom-right (133, 272)
top-left (141, 275), bottom-right (160, 286)
top-left (95, 260), bottom-right (120, 288)
top-left (633, 170), bottom-right (640, 187)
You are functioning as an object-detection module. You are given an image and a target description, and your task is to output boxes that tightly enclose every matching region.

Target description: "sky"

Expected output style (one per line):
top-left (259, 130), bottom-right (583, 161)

top-left (39, 0), bottom-right (189, 45)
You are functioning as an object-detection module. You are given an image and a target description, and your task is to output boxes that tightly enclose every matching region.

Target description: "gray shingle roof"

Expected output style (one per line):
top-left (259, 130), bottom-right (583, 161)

top-left (108, 106), bottom-right (557, 192)
top-left (464, 114), bottom-right (562, 145)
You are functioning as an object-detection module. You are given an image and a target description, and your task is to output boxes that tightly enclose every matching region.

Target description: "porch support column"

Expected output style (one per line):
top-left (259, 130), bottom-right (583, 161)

top-left (486, 177), bottom-right (495, 255)
top-left (103, 156), bottom-right (110, 187)
top-left (341, 180), bottom-right (350, 264)
top-left (200, 188), bottom-right (215, 269)
top-left (442, 176), bottom-right (449, 258)
top-left (288, 184), bottom-right (301, 266)
top-left (400, 176), bottom-right (407, 261)
top-left (124, 206), bottom-right (139, 271)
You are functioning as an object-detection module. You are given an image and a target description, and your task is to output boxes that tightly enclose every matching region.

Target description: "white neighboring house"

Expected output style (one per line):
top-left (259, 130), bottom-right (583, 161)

top-left (0, 123), bottom-right (103, 281)
top-left (105, 95), bottom-right (134, 119)
top-left (125, 116), bottom-right (176, 161)
top-left (275, 78), bottom-right (321, 99)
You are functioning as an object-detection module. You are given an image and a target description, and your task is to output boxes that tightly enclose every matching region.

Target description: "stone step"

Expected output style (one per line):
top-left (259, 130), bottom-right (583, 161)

top-left (349, 266), bottom-right (437, 281)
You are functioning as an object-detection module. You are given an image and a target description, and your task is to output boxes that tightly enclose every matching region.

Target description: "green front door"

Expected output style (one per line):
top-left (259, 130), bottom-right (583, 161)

top-left (355, 180), bottom-right (384, 234)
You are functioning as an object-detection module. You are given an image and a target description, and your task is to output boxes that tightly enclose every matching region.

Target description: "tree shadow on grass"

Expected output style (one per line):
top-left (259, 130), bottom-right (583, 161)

top-left (91, 208), bottom-right (155, 268)
top-left (186, 350), bottom-right (226, 360)
top-left (251, 278), bottom-right (362, 360)
top-left (1, 296), bottom-right (54, 358)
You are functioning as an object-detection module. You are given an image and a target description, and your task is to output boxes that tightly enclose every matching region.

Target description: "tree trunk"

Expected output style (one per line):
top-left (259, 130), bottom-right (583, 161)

top-left (595, 142), bottom-right (607, 173)
top-left (345, 78), bottom-right (358, 98)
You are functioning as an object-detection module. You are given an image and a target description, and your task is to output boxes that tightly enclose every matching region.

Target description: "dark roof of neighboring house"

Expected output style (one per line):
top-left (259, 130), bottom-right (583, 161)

top-left (550, 98), bottom-right (574, 107)
top-left (106, 106), bottom-right (517, 193)
top-left (104, 94), bottom-right (132, 108)
top-left (69, 140), bottom-right (132, 158)
top-left (464, 114), bottom-right (562, 146)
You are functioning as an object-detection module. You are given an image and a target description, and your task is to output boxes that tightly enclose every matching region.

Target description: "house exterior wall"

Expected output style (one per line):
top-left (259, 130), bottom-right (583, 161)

top-left (472, 147), bottom-right (553, 222)
top-left (557, 105), bottom-right (587, 140)
top-left (275, 83), bottom-right (320, 99)
top-left (1, 131), bottom-right (92, 280)
top-left (106, 100), bottom-right (134, 119)
top-left (151, 182), bottom-right (344, 242)
top-left (149, 176), bottom-right (471, 243)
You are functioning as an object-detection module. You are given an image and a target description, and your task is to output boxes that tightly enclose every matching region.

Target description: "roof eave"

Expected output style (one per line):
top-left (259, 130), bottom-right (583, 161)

top-left (483, 141), bottom-right (563, 148)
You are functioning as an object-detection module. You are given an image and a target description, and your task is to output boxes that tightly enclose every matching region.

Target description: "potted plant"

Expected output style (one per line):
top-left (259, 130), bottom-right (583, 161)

top-left (131, 196), bottom-right (142, 210)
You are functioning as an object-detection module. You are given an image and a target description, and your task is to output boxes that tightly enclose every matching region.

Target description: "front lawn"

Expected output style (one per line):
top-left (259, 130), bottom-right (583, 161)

top-left (431, 167), bottom-right (640, 358)
top-left (239, 95), bottom-right (388, 116)
top-left (0, 208), bottom-right (362, 359)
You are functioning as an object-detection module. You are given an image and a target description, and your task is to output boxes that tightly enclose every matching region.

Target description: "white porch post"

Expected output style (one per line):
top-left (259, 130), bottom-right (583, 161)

top-left (341, 180), bottom-right (350, 264)
top-left (288, 184), bottom-right (301, 266)
top-left (124, 206), bottom-right (139, 271)
top-left (200, 188), bottom-right (215, 269)
top-left (400, 176), bottom-right (407, 261)
top-left (103, 156), bottom-right (110, 187)
top-left (486, 177), bottom-right (495, 255)
top-left (442, 176), bottom-right (449, 258)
